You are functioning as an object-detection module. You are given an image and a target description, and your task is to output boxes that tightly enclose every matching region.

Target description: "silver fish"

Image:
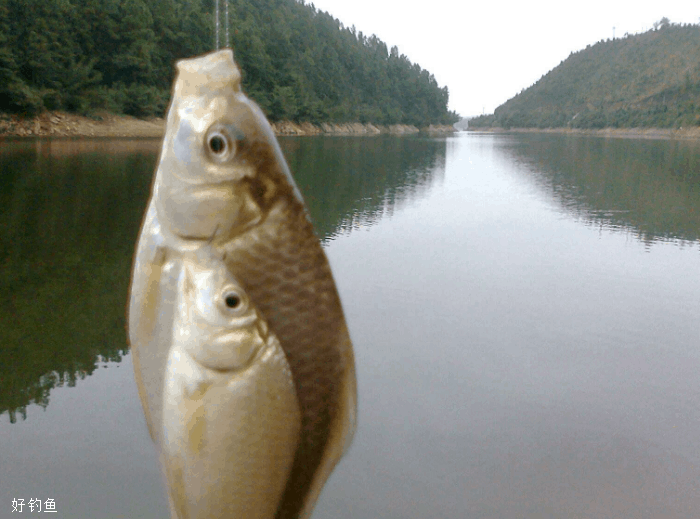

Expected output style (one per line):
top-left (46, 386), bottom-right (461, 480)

top-left (162, 248), bottom-right (300, 519)
top-left (127, 49), bottom-right (357, 519)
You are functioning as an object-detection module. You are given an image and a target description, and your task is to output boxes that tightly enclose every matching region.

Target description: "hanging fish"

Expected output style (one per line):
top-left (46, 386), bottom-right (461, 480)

top-left (127, 49), bottom-right (357, 519)
top-left (162, 247), bottom-right (300, 518)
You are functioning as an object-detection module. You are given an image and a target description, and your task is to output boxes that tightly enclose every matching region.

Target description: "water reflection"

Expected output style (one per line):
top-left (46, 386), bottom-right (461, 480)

top-left (0, 135), bottom-right (446, 422)
top-left (315, 133), bottom-right (700, 519)
top-left (2, 132), bottom-right (699, 518)
top-left (0, 139), bottom-right (159, 422)
top-left (279, 135), bottom-right (446, 241)
top-left (500, 134), bottom-right (700, 247)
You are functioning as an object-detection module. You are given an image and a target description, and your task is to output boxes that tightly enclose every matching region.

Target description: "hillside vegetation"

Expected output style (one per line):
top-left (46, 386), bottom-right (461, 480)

top-left (0, 0), bottom-right (458, 126)
top-left (470, 20), bottom-right (700, 130)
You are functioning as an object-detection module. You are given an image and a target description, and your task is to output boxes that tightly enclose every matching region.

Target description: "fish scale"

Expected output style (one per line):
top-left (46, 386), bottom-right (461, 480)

top-left (220, 204), bottom-right (349, 519)
top-left (220, 198), bottom-right (350, 518)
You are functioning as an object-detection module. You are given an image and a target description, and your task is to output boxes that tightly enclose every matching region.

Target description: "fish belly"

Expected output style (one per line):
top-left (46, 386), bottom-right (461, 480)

top-left (162, 340), bottom-right (301, 519)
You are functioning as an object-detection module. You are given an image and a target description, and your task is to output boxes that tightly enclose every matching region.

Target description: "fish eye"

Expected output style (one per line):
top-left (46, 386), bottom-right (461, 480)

top-left (204, 125), bottom-right (237, 162)
top-left (218, 286), bottom-right (247, 316)
top-left (224, 292), bottom-right (240, 309)
top-left (209, 134), bottom-right (226, 154)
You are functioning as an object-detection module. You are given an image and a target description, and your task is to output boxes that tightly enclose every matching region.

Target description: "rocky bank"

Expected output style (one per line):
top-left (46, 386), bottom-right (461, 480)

top-left (0, 111), bottom-right (455, 138)
top-left (468, 126), bottom-right (700, 141)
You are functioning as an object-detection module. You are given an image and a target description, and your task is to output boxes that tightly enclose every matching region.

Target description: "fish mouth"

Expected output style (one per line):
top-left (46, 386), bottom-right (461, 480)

top-left (189, 317), bottom-right (271, 373)
top-left (158, 181), bottom-right (263, 242)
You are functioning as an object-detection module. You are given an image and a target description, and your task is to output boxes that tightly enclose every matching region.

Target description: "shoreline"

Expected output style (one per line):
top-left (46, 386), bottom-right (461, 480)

top-left (0, 111), bottom-right (456, 138)
top-left (467, 126), bottom-right (700, 141)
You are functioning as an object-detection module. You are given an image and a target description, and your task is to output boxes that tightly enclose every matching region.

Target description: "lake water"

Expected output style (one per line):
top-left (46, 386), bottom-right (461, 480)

top-left (1, 133), bottom-right (699, 518)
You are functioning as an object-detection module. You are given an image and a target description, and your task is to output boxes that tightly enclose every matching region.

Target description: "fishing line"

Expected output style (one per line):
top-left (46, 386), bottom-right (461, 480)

top-left (215, 0), bottom-right (219, 49)
top-left (225, 0), bottom-right (230, 48)
top-left (214, 0), bottom-right (230, 50)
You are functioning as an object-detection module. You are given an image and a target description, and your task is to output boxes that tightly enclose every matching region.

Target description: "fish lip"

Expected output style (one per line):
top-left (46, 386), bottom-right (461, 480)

top-left (214, 311), bottom-right (259, 330)
top-left (156, 179), bottom-right (262, 242)
top-left (189, 327), bottom-right (271, 373)
top-left (171, 224), bottom-right (235, 241)
top-left (168, 178), bottom-right (239, 193)
top-left (206, 312), bottom-right (267, 346)
top-left (173, 232), bottom-right (220, 241)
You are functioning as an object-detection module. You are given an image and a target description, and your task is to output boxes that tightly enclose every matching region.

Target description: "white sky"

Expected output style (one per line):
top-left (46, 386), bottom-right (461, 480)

top-left (305, 0), bottom-right (700, 118)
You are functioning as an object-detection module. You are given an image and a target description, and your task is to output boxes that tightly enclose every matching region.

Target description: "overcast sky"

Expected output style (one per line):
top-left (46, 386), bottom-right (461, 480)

top-left (305, 0), bottom-right (700, 118)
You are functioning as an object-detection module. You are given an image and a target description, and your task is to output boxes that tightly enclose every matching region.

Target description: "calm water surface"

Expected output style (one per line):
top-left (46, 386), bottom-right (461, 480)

top-left (1, 133), bottom-right (699, 518)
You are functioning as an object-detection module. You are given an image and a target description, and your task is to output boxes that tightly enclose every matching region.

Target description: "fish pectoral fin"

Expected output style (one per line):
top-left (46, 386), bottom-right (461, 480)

top-left (184, 393), bottom-right (208, 456)
top-left (161, 447), bottom-right (189, 519)
top-left (129, 238), bottom-right (172, 443)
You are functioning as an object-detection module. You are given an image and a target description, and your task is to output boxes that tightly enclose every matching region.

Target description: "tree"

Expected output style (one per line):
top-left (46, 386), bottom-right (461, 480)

top-left (0, 0), bottom-right (457, 125)
top-left (653, 17), bottom-right (670, 30)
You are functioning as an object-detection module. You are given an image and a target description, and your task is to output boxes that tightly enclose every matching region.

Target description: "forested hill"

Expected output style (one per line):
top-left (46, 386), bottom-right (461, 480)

top-left (0, 0), bottom-right (458, 126)
top-left (470, 20), bottom-right (700, 129)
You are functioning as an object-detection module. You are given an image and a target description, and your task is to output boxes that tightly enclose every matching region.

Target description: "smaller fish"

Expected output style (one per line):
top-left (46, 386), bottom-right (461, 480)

top-left (161, 247), bottom-right (301, 519)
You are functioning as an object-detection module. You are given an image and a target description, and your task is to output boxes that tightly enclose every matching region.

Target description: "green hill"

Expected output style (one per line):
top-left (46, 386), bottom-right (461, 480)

top-left (470, 20), bottom-right (700, 129)
top-left (0, 0), bottom-right (458, 126)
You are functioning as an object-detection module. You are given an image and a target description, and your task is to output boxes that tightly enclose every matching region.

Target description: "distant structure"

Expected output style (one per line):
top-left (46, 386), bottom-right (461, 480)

top-left (453, 117), bottom-right (470, 131)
